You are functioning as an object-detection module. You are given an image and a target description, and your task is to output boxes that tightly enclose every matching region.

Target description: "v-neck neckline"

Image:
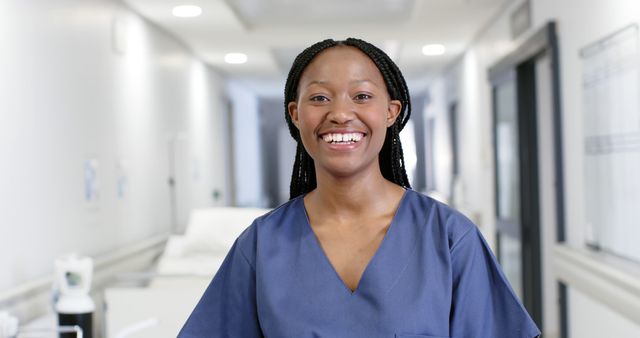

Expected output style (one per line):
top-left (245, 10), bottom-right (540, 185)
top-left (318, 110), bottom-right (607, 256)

top-left (299, 189), bottom-right (410, 296)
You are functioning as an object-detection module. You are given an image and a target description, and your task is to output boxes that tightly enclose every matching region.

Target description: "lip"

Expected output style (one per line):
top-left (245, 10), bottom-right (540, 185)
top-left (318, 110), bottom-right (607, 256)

top-left (323, 140), bottom-right (362, 152)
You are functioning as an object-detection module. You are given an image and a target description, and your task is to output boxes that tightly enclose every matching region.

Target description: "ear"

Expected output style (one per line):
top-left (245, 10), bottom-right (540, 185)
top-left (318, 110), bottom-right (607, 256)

top-left (288, 101), bottom-right (300, 129)
top-left (386, 100), bottom-right (402, 127)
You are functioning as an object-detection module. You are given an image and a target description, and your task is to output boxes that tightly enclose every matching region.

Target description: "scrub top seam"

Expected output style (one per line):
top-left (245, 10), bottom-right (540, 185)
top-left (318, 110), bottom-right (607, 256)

top-left (383, 193), bottom-right (428, 296)
top-left (237, 237), bottom-right (257, 273)
top-left (448, 224), bottom-right (474, 253)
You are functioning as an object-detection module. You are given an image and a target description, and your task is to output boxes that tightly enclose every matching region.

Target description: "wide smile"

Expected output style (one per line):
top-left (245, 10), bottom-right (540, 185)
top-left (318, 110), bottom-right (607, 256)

top-left (319, 132), bottom-right (366, 145)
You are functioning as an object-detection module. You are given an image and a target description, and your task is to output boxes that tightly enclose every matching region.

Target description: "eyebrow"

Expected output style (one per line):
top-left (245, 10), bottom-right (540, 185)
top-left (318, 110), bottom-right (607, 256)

top-left (305, 79), bottom-right (379, 88)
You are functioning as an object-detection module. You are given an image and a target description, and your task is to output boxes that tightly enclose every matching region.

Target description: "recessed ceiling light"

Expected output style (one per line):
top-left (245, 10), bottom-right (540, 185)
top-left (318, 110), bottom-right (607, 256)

top-left (224, 53), bottom-right (248, 64)
top-left (422, 44), bottom-right (446, 56)
top-left (172, 5), bottom-right (202, 18)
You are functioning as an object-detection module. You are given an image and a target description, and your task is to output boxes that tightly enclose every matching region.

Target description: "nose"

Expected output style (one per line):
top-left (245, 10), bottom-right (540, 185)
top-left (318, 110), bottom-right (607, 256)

top-left (327, 95), bottom-right (356, 124)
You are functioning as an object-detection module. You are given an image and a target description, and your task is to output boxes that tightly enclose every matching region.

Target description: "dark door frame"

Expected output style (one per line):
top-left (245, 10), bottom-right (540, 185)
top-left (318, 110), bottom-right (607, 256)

top-left (449, 101), bottom-right (460, 201)
top-left (488, 21), bottom-right (567, 337)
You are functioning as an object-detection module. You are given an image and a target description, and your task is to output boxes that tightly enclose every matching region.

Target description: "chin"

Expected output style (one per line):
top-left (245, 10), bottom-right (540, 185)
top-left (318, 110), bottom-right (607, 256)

top-left (318, 159), bottom-right (377, 179)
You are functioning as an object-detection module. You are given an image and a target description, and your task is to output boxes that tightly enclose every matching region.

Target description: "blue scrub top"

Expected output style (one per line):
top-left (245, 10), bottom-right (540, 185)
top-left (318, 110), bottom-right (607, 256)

top-left (179, 189), bottom-right (541, 338)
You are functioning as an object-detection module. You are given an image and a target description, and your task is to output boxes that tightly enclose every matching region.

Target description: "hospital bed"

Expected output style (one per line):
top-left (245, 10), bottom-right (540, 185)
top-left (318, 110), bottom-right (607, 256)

top-left (104, 207), bottom-right (269, 338)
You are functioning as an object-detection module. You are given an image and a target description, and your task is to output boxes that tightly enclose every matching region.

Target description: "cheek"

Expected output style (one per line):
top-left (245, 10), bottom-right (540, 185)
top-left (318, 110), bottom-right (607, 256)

top-left (370, 115), bottom-right (391, 147)
top-left (295, 114), bottom-right (318, 150)
top-left (296, 109), bottom-right (321, 134)
top-left (296, 118), bottom-right (313, 137)
top-left (373, 130), bottom-right (389, 150)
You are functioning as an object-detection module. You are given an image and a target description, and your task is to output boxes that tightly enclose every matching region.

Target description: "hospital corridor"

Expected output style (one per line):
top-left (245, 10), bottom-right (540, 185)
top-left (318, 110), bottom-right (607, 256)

top-left (1, 0), bottom-right (640, 337)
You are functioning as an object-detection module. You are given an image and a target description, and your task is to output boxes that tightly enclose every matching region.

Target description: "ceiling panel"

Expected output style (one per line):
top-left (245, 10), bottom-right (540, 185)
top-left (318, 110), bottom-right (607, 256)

top-left (226, 0), bottom-right (416, 27)
top-left (123, 0), bottom-right (512, 96)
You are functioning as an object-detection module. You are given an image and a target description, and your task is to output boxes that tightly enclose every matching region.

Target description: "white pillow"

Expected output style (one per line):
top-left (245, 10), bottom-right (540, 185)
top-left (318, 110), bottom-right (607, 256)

top-left (181, 207), bottom-right (270, 255)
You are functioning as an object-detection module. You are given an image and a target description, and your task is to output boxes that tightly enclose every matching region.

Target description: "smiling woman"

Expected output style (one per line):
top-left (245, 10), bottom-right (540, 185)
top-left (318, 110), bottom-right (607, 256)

top-left (284, 39), bottom-right (413, 199)
top-left (287, 45), bottom-right (404, 187)
top-left (178, 38), bottom-right (541, 338)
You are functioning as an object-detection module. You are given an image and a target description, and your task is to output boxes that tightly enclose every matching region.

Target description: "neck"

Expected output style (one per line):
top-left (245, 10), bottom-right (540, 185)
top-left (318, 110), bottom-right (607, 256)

top-left (306, 165), bottom-right (405, 217)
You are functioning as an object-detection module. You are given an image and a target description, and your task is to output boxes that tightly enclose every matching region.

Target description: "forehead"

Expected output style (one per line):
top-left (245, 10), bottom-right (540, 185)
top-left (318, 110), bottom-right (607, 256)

top-left (299, 46), bottom-right (385, 85)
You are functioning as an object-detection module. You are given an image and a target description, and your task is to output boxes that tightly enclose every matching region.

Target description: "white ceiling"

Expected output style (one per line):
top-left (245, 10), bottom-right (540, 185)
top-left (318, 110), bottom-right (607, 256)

top-left (123, 0), bottom-right (512, 96)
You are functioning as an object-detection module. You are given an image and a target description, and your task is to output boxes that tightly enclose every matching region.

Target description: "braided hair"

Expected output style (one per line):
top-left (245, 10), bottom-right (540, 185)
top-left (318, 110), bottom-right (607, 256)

top-left (284, 38), bottom-right (412, 199)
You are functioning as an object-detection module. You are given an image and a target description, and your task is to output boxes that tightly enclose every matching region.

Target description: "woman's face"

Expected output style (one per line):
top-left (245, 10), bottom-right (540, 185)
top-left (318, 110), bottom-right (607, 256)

top-left (288, 46), bottom-right (401, 179)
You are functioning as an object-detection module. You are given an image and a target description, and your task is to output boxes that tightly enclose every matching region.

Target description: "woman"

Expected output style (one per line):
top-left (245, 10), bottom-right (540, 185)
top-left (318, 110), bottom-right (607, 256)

top-left (178, 38), bottom-right (540, 338)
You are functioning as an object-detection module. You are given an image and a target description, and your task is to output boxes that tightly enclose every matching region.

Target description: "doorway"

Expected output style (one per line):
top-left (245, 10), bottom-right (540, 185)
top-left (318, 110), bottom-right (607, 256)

top-left (489, 22), bottom-right (566, 338)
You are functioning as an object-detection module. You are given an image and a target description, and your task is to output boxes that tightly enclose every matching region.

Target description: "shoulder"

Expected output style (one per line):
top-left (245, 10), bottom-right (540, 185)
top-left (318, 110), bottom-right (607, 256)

top-left (234, 197), bottom-right (304, 262)
top-left (237, 196), bottom-right (302, 240)
top-left (404, 189), bottom-right (476, 251)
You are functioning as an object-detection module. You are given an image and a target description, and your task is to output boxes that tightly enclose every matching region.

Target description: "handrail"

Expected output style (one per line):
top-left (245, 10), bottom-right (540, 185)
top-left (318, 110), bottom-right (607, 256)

top-left (0, 233), bottom-right (168, 308)
top-left (553, 244), bottom-right (640, 325)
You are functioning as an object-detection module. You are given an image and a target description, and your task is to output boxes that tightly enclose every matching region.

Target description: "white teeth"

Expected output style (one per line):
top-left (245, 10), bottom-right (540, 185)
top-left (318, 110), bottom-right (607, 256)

top-left (321, 133), bottom-right (364, 144)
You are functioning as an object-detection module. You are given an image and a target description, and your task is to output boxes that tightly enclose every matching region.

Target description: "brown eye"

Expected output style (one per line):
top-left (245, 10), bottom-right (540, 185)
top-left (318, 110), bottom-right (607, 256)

top-left (354, 93), bottom-right (372, 101)
top-left (310, 95), bottom-right (329, 102)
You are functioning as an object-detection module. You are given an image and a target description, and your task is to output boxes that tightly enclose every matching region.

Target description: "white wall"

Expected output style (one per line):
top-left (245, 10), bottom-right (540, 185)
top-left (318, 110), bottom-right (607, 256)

top-left (227, 80), bottom-right (265, 207)
top-left (423, 78), bottom-right (453, 199)
top-left (0, 0), bottom-right (227, 293)
top-left (569, 287), bottom-right (640, 337)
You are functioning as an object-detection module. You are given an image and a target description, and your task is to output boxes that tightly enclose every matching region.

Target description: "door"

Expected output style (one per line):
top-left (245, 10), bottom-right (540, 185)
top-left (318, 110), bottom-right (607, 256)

top-left (493, 70), bottom-right (525, 299)
top-left (492, 55), bottom-right (544, 334)
top-left (489, 22), bottom-right (566, 336)
top-left (536, 50), bottom-right (562, 338)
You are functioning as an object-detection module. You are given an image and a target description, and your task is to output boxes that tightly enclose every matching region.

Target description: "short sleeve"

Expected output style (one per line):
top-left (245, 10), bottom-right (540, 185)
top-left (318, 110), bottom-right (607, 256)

top-left (178, 239), bottom-right (263, 338)
top-left (449, 226), bottom-right (540, 338)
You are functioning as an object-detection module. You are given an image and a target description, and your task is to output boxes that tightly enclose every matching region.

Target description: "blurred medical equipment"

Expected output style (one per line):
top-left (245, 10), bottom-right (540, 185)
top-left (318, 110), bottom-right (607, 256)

top-left (54, 256), bottom-right (94, 338)
top-left (0, 311), bottom-right (83, 338)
